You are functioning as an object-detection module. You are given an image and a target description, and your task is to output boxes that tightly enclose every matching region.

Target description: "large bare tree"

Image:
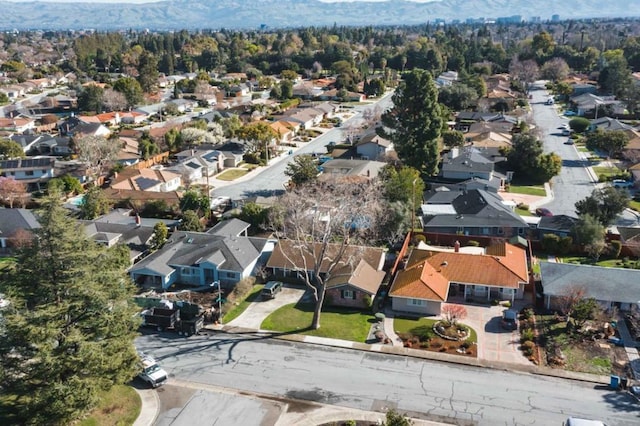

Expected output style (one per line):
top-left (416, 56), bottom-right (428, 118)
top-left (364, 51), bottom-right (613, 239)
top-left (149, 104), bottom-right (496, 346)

top-left (74, 135), bottom-right (120, 183)
top-left (269, 176), bottom-right (390, 329)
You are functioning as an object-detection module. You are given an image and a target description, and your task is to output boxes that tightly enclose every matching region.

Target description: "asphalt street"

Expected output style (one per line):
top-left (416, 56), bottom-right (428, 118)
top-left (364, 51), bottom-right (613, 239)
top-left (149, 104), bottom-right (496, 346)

top-left (210, 92), bottom-right (394, 200)
top-left (136, 333), bottom-right (640, 425)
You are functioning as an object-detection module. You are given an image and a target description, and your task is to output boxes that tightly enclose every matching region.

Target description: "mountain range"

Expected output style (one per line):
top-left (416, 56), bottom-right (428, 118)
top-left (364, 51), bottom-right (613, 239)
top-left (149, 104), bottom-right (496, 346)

top-left (0, 0), bottom-right (639, 31)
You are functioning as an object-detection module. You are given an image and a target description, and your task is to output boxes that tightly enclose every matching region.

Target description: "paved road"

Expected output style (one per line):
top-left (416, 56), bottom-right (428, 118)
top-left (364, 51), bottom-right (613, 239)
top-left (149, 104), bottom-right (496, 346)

top-left (136, 333), bottom-right (639, 425)
top-left (210, 92), bottom-right (394, 200)
top-left (529, 82), bottom-right (597, 217)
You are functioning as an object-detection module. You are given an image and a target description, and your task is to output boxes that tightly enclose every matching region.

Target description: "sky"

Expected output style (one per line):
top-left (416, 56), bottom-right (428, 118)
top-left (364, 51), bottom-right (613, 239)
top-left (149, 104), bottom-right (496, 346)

top-left (5, 0), bottom-right (440, 3)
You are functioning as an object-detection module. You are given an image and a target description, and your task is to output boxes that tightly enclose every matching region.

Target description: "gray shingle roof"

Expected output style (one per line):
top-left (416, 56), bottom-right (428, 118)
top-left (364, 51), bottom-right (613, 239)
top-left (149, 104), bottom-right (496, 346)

top-left (537, 215), bottom-right (578, 232)
top-left (540, 262), bottom-right (640, 304)
top-left (207, 218), bottom-right (250, 237)
top-left (0, 208), bottom-right (40, 236)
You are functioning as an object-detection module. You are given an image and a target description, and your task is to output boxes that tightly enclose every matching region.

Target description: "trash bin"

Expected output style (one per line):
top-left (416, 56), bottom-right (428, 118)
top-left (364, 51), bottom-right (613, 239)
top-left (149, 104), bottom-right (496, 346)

top-left (610, 375), bottom-right (620, 390)
top-left (621, 377), bottom-right (629, 390)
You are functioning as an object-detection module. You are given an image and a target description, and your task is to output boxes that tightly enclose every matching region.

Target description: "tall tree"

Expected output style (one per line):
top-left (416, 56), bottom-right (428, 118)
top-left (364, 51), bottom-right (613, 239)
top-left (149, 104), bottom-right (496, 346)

top-left (0, 197), bottom-right (139, 424)
top-left (149, 221), bottom-right (168, 250)
top-left (137, 50), bottom-right (159, 93)
top-left (506, 132), bottom-right (561, 183)
top-left (575, 187), bottom-right (629, 226)
top-left (80, 186), bottom-right (111, 220)
top-left (284, 154), bottom-right (318, 186)
top-left (268, 177), bottom-right (389, 330)
top-left (584, 129), bottom-right (629, 158)
top-left (379, 69), bottom-right (443, 176)
top-left (112, 77), bottom-right (144, 108)
top-left (74, 135), bottom-right (120, 183)
top-left (77, 84), bottom-right (104, 113)
top-left (0, 176), bottom-right (27, 208)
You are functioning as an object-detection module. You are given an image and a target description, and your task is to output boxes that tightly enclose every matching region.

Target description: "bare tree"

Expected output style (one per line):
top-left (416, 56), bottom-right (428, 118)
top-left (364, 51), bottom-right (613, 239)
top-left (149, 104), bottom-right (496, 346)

top-left (102, 88), bottom-right (128, 112)
top-left (268, 176), bottom-right (388, 329)
top-left (180, 127), bottom-right (222, 147)
top-left (441, 304), bottom-right (468, 325)
top-left (558, 284), bottom-right (587, 322)
top-left (0, 176), bottom-right (27, 208)
top-left (509, 57), bottom-right (539, 94)
top-left (361, 104), bottom-right (383, 127)
top-left (74, 135), bottom-right (120, 183)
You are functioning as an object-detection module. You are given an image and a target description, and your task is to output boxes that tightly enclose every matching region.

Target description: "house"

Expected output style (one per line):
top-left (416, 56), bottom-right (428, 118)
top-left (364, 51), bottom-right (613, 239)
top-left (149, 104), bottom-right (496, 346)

top-left (0, 117), bottom-right (36, 133)
top-left (0, 157), bottom-right (56, 190)
top-left (266, 239), bottom-right (386, 309)
top-left (270, 121), bottom-right (296, 144)
top-left (571, 83), bottom-right (598, 96)
top-left (536, 215), bottom-right (578, 240)
top-left (440, 147), bottom-right (497, 181)
top-left (355, 133), bottom-right (393, 161)
top-left (420, 188), bottom-right (529, 238)
top-left (168, 149), bottom-right (222, 184)
top-left (128, 219), bottom-right (268, 289)
top-left (435, 71), bottom-right (459, 87)
top-left (540, 262), bottom-right (640, 311)
top-left (389, 241), bottom-right (529, 315)
top-left (110, 168), bottom-right (182, 193)
top-left (569, 93), bottom-right (622, 116)
top-left (0, 208), bottom-right (40, 251)
top-left (281, 108), bottom-right (322, 129)
top-left (81, 220), bottom-right (155, 264)
top-left (318, 159), bottom-right (387, 180)
top-left (589, 116), bottom-right (633, 133)
top-left (68, 122), bottom-right (111, 138)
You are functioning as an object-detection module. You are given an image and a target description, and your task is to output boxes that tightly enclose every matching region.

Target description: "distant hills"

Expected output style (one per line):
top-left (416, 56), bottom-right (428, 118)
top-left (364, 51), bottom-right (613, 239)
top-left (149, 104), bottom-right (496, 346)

top-left (1, 0), bottom-right (640, 31)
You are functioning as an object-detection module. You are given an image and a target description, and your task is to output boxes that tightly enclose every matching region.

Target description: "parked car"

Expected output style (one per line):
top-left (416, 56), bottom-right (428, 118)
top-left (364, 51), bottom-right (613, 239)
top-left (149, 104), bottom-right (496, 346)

top-left (545, 97), bottom-right (554, 105)
top-left (535, 207), bottom-right (553, 217)
top-left (563, 110), bottom-right (577, 116)
top-left (138, 352), bottom-right (168, 388)
top-left (261, 281), bottom-right (283, 299)
top-left (612, 179), bottom-right (633, 189)
top-left (501, 309), bottom-right (519, 330)
top-left (561, 128), bottom-right (572, 136)
top-left (565, 138), bottom-right (575, 145)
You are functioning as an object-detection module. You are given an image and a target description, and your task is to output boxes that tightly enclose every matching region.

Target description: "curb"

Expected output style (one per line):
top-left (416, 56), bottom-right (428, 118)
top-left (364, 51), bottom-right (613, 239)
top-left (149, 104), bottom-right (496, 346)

top-left (133, 387), bottom-right (160, 426)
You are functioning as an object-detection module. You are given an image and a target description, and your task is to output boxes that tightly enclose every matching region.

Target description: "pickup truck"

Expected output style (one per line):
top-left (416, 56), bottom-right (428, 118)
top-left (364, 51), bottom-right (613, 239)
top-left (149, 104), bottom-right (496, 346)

top-left (138, 353), bottom-right (168, 388)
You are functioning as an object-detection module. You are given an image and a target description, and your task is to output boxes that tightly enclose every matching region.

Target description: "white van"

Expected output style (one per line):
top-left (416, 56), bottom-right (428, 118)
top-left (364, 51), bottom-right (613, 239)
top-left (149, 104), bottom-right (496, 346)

top-left (564, 417), bottom-right (607, 426)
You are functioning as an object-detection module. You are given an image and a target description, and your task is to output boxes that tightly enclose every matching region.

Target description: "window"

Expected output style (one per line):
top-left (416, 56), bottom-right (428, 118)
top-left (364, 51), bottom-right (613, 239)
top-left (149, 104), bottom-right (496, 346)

top-left (341, 289), bottom-right (355, 300)
top-left (25, 170), bottom-right (34, 176)
top-left (408, 299), bottom-right (424, 307)
top-left (225, 272), bottom-right (236, 279)
top-left (181, 267), bottom-right (192, 275)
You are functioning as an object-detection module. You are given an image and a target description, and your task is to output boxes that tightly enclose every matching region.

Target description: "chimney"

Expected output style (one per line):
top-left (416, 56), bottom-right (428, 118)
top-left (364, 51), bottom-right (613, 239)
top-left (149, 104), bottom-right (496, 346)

top-left (450, 147), bottom-right (459, 159)
top-left (454, 240), bottom-right (460, 252)
top-left (135, 214), bottom-right (141, 226)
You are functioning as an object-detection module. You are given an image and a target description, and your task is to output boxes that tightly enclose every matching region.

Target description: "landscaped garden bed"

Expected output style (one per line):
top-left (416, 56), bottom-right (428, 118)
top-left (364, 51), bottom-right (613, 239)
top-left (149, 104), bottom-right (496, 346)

top-left (393, 316), bottom-right (478, 357)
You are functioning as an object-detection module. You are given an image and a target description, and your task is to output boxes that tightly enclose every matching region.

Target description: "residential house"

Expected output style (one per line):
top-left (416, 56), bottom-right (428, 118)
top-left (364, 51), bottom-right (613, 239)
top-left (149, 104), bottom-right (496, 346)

top-left (169, 98), bottom-right (198, 113)
top-left (355, 133), bottom-right (393, 161)
top-left (292, 82), bottom-right (323, 100)
top-left (110, 168), bottom-right (181, 193)
top-left (266, 239), bottom-right (386, 309)
top-left (420, 188), bottom-right (529, 238)
top-left (0, 208), bottom-right (40, 251)
top-left (81, 220), bottom-right (155, 264)
top-left (169, 149), bottom-right (222, 184)
top-left (280, 108), bottom-right (322, 129)
top-left (0, 157), bottom-right (56, 190)
top-left (435, 71), bottom-right (459, 87)
top-left (389, 241), bottom-right (529, 315)
top-left (67, 122), bottom-right (111, 138)
top-left (569, 93), bottom-right (622, 116)
top-left (440, 147), bottom-right (499, 182)
top-left (571, 83), bottom-right (598, 96)
top-left (0, 117), bottom-right (36, 133)
top-left (116, 136), bottom-right (140, 167)
top-left (0, 85), bottom-right (25, 100)
top-left (540, 262), bottom-right (640, 311)
top-left (270, 121), bottom-right (296, 144)
top-left (589, 116), bottom-right (634, 133)
top-left (319, 159), bottom-right (387, 180)
top-left (214, 141), bottom-right (247, 168)
top-left (536, 215), bottom-right (578, 240)
top-left (128, 219), bottom-right (269, 289)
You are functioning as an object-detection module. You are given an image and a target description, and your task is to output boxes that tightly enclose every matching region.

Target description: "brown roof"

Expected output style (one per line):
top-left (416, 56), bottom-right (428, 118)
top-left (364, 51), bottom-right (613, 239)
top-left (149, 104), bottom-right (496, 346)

top-left (266, 239), bottom-right (384, 274)
top-left (326, 259), bottom-right (386, 295)
top-left (390, 242), bottom-right (528, 301)
top-left (102, 188), bottom-right (180, 205)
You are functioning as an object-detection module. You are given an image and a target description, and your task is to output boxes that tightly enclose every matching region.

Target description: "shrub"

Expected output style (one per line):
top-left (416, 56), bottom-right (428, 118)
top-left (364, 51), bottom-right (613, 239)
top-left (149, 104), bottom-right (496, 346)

top-left (522, 340), bottom-right (535, 350)
top-left (466, 240), bottom-right (480, 247)
top-left (608, 240), bottom-right (622, 259)
top-left (521, 308), bottom-right (534, 320)
top-left (521, 328), bottom-right (535, 343)
top-left (413, 234), bottom-right (427, 245)
top-left (503, 301), bottom-right (512, 308)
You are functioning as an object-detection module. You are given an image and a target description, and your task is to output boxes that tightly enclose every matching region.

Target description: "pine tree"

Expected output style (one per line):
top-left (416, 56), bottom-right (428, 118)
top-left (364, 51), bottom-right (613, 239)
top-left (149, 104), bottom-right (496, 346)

top-left (0, 197), bottom-right (140, 425)
top-left (379, 69), bottom-right (443, 176)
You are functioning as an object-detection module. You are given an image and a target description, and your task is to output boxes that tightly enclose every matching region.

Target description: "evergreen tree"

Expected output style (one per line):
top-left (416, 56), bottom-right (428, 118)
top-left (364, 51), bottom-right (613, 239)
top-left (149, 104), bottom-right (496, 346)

top-left (0, 197), bottom-right (140, 425)
top-left (379, 69), bottom-right (442, 176)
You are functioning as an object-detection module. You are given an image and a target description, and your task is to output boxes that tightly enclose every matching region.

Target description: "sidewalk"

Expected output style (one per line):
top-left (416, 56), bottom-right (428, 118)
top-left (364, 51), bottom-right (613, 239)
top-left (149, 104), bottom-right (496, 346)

top-left (133, 387), bottom-right (160, 426)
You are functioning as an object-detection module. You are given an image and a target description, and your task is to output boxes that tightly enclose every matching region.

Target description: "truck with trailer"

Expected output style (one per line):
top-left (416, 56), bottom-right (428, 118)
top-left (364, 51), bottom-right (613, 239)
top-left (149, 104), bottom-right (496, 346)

top-left (140, 300), bottom-right (205, 336)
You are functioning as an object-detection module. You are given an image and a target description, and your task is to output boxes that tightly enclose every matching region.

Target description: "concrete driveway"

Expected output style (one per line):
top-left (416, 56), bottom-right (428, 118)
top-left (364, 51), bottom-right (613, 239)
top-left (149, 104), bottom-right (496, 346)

top-left (225, 285), bottom-right (307, 330)
top-left (449, 301), bottom-right (531, 366)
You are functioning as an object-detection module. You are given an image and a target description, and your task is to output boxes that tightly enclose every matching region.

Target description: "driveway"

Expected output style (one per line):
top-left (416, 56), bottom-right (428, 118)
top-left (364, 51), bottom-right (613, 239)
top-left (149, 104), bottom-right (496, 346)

top-left (225, 285), bottom-right (307, 330)
top-left (445, 299), bottom-right (532, 366)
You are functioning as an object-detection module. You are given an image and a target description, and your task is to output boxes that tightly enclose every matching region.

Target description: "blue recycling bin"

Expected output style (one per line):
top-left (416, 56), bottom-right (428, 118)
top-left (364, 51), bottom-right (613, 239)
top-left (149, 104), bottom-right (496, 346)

top-left (610, 375), bottom-right (620, 390)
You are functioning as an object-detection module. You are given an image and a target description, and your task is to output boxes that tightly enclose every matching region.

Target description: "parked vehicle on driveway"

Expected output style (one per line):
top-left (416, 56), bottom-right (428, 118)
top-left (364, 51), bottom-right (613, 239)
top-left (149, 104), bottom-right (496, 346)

top-left (501, 309), bottom-right (518, 330)
top-left (612, 179), bottom-right (633, 189)
top-left (535, 207), bottom-right (553, 217)
top-left (261, 281), bottom-right (283, 299)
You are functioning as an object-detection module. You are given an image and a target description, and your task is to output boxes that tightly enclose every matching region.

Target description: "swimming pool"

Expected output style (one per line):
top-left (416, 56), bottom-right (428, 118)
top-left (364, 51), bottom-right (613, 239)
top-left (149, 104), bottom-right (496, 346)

top-left (67, 194), bottom-right (85, 207)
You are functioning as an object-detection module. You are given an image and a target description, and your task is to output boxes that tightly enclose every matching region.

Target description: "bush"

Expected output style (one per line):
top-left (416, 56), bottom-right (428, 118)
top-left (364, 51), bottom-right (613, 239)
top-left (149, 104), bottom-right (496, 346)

top-left (521, 328), bottom-right (535, 343)
top-left (412, 234), bottom-right (427, 245)
top-left (569, 117), bottom-right (591, 133)
top-left (466, 240), bottom-right (480, 247)
top-left (608, 240), bottom-right (622, 259)
top-left (503, 301), bottom-right (512, 308)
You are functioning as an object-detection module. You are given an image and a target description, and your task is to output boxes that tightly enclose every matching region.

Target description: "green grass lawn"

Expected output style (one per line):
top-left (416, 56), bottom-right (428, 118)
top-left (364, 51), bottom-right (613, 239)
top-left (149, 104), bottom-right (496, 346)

top-left (79, 385), bottom-right (140, 426)
top-left (393, 317), bottom-right (477, 344)
top-left (216, 169), bottom-right (250, 181)
top-left (223, 284), bottom-right (263, 323)
top-left (630, 200), bottom-right (640, 212)
top-left (516, 207), bottom-right (533, 216)
top-left (592, 166), bottom-right (622, 181)
top-left (507, 185), bottom-right (546, 196)
top-left (560, 256), bottom-right (639, 268)
top-left (0, 384), bottom-right (140, 426)
top-left (261, 302), bottom-right (374, 342)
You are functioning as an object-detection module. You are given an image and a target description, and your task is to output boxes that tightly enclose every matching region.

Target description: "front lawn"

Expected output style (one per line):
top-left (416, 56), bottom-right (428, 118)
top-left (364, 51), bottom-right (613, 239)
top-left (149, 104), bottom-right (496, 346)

top-left (561, 256), bottom-right (640, 269)
top-left (516, 206), bottom-right (533, 216)
top-left (216, 168), bottom-right (249, 181)
top-left (630, 200), bottom-right (640, 212)
top-left (261, 302), bottom-right (373, 342)
top-left (393, 316), bottom-right (477, 356)
top-left (507, 185), bottom-right (546, 196)
top-left (223, 284), bottom-right (263, 323)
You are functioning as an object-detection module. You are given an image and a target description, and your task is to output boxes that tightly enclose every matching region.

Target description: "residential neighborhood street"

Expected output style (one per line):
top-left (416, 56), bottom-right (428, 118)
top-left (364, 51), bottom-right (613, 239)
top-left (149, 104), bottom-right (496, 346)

top-left (135, 331), bottom-right (640, 426)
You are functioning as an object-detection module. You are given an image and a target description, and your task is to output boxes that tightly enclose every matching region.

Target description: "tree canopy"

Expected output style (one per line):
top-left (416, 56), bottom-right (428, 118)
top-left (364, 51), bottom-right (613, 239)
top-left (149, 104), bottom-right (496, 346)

top-left (584, 129), bottom-right (630, 158)
top-left (575, 186), bottom-right (629, 226)
top-left (284, 154), bottom-right (319, 186)
top-left (0, 197), bottom-right (140, 425)
top-left (0, 138), bottom-right (25, 159)
top-left (506, 132), bottom-right (561, 183)
top-left (379, 68), bottom-right (442, 176)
